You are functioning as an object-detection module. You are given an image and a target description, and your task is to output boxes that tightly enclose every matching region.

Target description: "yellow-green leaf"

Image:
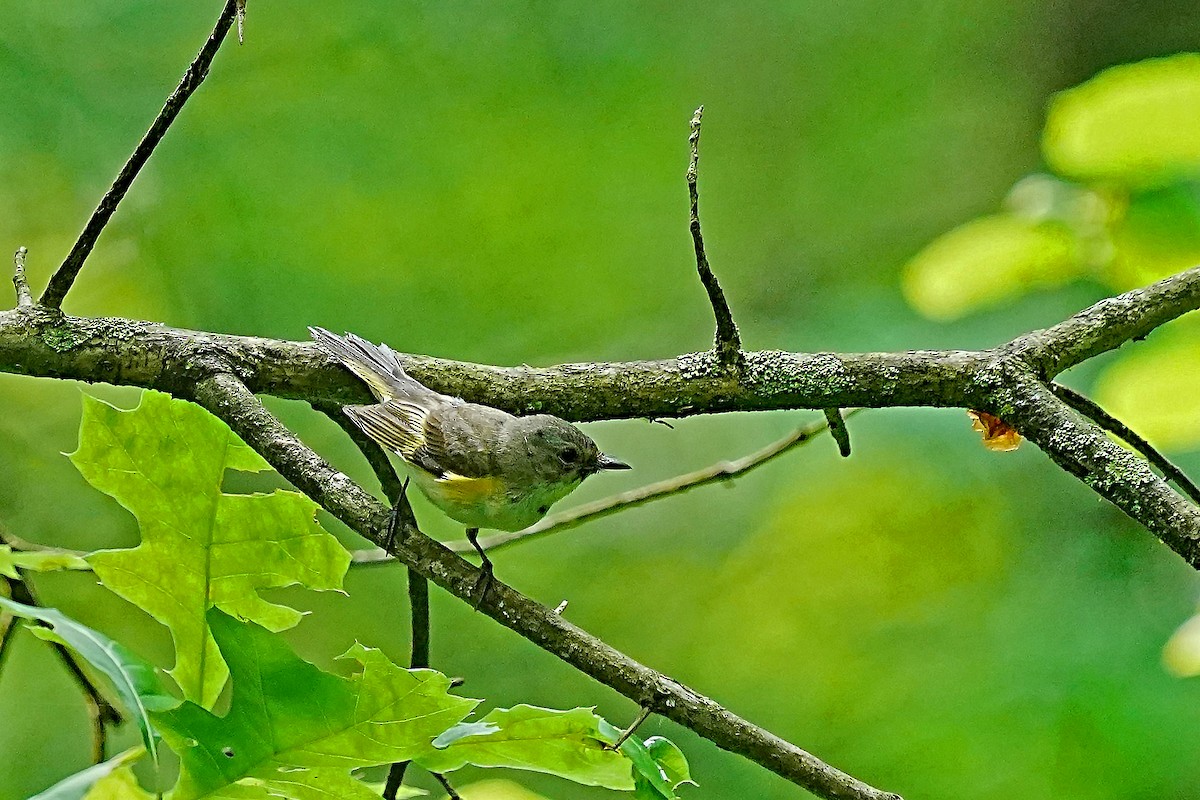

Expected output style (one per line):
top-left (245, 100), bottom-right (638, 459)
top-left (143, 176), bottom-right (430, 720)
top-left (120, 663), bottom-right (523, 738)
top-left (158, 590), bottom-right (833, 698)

top-left (902, 214), bottom-right (1081, 320)
top-left (71, 390), bottom-right (351, 707)
top-left (1044, 54), bottom-right (1200, 186)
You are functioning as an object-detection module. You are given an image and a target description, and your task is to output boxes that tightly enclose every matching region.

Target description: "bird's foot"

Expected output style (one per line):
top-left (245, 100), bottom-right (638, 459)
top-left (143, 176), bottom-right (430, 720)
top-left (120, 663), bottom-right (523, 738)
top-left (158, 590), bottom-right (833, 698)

top-left (471, 563), bottom-right (494, 610)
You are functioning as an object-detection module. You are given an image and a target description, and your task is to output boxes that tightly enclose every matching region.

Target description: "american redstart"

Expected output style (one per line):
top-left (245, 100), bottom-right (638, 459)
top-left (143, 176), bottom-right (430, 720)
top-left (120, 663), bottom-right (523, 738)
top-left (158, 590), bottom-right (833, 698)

top-left (311, 327), bottom-right (630, 598)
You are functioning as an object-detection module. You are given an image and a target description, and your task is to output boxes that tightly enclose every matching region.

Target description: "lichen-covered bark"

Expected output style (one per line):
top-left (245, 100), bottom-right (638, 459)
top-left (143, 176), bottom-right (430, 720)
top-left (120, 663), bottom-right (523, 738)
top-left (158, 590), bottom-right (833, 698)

top-left (191, 373), bottom-right (901, 800)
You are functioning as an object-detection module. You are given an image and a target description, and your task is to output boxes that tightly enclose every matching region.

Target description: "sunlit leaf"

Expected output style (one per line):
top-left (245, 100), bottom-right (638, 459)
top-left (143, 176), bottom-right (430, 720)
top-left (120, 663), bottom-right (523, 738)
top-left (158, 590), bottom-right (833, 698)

top-left (1044, 54), bottom-right (1200, 186)
top-left (452, 780), bottom-right (549, 800)
top-left (153, 609), bottom-right (477, 800)
top-left (1109, 182), bottom-right (1200, 288)
top-left (28, 748), bottom-right (146, 800)
top-left (72, 390), bottom-right (351, 707)
top-left (0, 544), bottom-right (90, 578)
top-left (0, 598), bottom-right (173, 766)
top-left (1163, 611), bottom-right (1200, 678)
top-left (419, 705), bottom-right (632, 790)
top-left (902, 214), bottom-right (1081, 319)
top-left (1094, 333), bottom-right (1200, 451)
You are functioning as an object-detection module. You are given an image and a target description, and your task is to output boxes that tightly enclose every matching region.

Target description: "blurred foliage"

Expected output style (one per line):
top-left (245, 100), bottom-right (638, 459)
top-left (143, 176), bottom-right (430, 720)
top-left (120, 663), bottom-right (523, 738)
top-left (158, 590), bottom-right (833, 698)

top-left (3, 2), bottom-right (1200, 800)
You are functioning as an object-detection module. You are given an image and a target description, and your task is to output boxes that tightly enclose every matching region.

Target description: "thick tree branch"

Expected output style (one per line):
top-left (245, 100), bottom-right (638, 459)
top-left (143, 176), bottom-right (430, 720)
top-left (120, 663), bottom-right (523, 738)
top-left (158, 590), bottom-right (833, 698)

top-left (1010, 266), bottom-right (1200, 378)
top-left (39, 0), bottom-right (239, 310)
top-left (1051, 383), bottom-right (1200, 506)
top-left (687, 105), bottom-right (742, 367)
top-left (998, 375), bottom-right (1200, 564)
top-left (189, 372), bottom-right (900, 800)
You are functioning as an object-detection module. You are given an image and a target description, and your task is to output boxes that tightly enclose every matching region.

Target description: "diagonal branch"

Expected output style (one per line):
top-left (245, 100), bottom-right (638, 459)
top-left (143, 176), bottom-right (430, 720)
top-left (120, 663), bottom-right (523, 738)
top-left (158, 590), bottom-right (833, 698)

top-left (192, 372), bottom-right (900, 800)
top-left (687, 105), bottom-right (742, 368)
top-left (1051, 383), bottom-right (1200, 506)
top-left (39, 0), bottom-right (239, 310)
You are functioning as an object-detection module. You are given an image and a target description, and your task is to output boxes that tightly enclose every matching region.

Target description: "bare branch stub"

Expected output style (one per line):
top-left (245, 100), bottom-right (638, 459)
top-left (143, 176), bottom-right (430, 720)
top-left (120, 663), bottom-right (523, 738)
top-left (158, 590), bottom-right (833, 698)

top-left (823, 408), bottom-right (852, 457)
top-left (687, 105), bottom-right (742, 368)
top-left (1052, 383), bottom-right (1200, 506)
top-left (12, 248), bottom-right (32, 307)
top-left (39, 0), bottom-right (240, 310)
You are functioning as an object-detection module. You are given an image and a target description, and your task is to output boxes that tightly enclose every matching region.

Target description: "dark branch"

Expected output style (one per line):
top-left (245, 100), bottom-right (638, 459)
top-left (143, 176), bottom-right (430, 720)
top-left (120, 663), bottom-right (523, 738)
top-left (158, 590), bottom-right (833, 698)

top-left (687, 105), bottom-right (741, 368)
top-left (12, 248), bottom-right (31, 308)
top-left (1000, 376), bottom-right (1200, 564)
top-left (1051, 383), bottom-right (1200, 506)
top-left (39, 0), bottom-right (239, 310)
top-left (192, 372), bottom-right (901, 800)
top-left (0, 529), bottom-right (123, 763)
top-left (823, 408), bottom-right (852, 457)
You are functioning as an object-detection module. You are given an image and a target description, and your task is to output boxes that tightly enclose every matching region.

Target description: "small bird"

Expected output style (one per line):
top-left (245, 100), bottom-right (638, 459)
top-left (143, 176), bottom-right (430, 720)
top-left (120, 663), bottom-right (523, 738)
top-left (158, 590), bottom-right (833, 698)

top-left (310, 327), bottom-right (631, 601)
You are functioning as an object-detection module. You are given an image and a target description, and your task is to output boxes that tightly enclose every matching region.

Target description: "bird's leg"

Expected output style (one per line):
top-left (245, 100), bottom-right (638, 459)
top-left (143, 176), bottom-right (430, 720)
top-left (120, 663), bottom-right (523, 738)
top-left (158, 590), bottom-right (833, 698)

top-left (384, 477), bottom-right (411, 553)
top-left (466, 527), bottom-right (494, 608)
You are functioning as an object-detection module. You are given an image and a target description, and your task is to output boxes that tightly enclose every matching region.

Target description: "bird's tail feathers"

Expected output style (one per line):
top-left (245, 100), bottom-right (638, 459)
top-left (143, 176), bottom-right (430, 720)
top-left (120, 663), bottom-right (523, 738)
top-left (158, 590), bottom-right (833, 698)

top-left (309, 327), bottom-right (434, 403)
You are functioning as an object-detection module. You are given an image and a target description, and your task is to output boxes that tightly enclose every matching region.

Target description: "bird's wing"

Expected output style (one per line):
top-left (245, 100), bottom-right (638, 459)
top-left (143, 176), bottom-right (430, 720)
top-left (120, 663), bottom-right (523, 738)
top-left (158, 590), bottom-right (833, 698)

top-left (345, 399), bottom-right (478, 478)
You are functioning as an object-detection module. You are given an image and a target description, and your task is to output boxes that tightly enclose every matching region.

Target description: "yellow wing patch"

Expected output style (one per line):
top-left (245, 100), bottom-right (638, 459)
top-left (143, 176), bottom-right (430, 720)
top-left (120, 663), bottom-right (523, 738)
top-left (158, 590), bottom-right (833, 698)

top-left (436, 473), bottom-right (505, 505)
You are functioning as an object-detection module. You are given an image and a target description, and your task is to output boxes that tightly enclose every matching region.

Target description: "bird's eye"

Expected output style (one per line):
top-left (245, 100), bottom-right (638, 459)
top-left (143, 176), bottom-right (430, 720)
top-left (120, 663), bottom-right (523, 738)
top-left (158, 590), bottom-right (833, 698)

top-left (559, 446), bottom-right (578, 464)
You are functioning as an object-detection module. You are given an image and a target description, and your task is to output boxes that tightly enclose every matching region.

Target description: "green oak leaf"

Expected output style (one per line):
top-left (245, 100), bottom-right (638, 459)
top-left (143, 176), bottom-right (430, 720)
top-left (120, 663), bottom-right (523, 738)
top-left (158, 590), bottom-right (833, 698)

top-left (71, 390), bottom-right (351, 707)
top-left (153, 609), bottom-right (477, 800)
top-left (1044, 54), bottom-right (1200, 186)
top-left (418, 705), bottom-right (633, 790)
top-left (0, 544), bottom-right (90, 577)
top-left (28, 748), bottom-right (148, 800)
top-left (0, 597), bottom-right (174, 767)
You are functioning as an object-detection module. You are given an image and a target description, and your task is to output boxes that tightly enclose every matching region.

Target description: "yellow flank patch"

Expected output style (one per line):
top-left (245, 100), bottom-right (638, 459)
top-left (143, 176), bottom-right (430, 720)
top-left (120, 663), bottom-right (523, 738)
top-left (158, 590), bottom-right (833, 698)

top-left (437, 473), bottom-right (505, 504)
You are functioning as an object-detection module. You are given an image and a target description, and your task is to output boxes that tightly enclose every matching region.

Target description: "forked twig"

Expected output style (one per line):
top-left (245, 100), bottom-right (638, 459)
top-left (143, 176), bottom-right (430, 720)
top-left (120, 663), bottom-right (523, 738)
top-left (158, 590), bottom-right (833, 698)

top-left (40, 0), bottom-right (240, 309)
top-left (1052, 383), bottom-right (1200, 505)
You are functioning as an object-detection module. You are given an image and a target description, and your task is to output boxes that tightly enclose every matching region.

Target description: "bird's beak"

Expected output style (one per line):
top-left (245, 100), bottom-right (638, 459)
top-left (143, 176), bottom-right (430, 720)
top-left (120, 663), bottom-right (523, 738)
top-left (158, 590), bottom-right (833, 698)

top-left (596, 453), bottom-right (632, 471)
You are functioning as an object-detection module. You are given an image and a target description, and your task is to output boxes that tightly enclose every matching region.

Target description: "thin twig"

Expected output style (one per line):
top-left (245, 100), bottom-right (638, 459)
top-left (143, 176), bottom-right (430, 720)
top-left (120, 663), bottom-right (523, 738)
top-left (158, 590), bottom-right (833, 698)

top-left (823, 408), bottom-right (852, 457)
top-left (0, 530), bottom-right (121, 763)
top-left (351, 411), bottom-right (857, 564)
top-left (1052, 383), bottom-right (1200, 505)
top-left (39, 0), bottom-right (239, 309)
top-left (12, 248), bottom-right (32, 307)
top-left (687, 105), bottom-right (741, 368)
top-left (611, 706), bottom-right (653, 749)
top-left (432, 772), bottom-right (462, 800)
top-left (3, 534), bottom-right (88, 559)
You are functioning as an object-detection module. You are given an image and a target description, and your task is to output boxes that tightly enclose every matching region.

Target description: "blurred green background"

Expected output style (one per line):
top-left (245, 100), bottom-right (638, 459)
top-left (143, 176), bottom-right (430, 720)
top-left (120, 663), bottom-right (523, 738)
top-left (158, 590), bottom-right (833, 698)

top-left (3, 2), bottom-right (1200, 798)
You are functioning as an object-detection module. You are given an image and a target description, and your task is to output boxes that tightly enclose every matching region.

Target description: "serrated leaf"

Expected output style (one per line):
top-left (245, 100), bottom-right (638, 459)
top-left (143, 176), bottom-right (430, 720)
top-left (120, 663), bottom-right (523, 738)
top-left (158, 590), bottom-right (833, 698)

top-left (1094, 334), bottom-right (1200, 451)
top-left (72, 390), bottom-right (351, 707)
top-left (28, 747), bottom-right (146, 800)
top-left (1044, 54), bottom-right (1200, 186)
top-left (0, 544), bottom-right (91, 578)
top-left (418, 705), bottom-right (633, 790)
top-left (153, 609), bottom-right (477, 800)
top-left (0, 597), bottom-right (174, 766)
top-left (901, 214), bottom-right (1081, 320)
